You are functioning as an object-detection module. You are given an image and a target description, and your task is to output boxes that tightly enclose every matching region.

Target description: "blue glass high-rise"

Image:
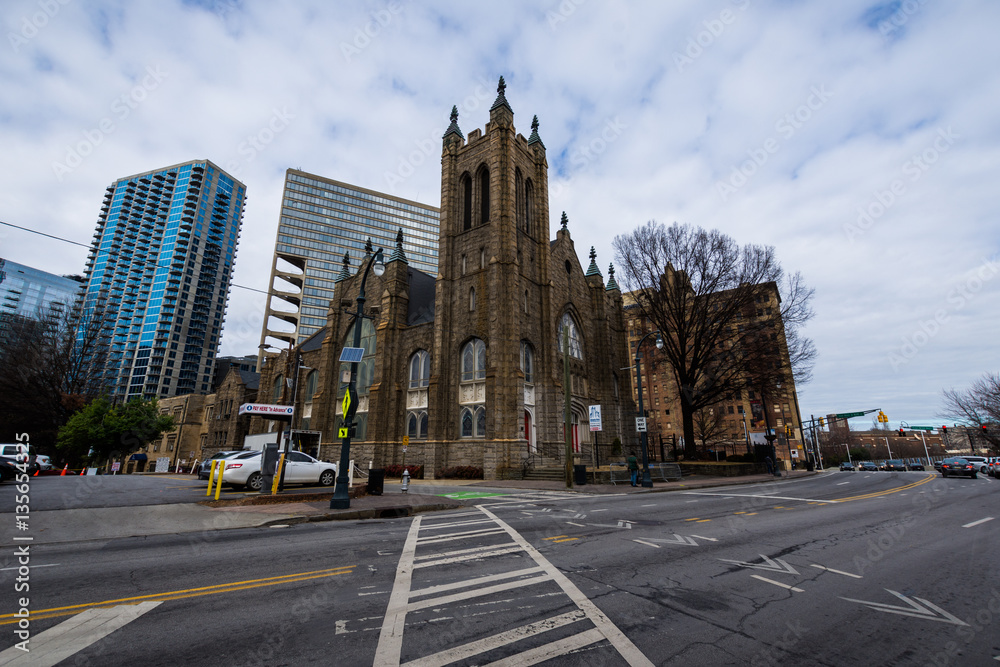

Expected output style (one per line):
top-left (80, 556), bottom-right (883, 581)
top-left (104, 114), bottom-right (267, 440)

top-left (83, 160), bottom-right (246, 400)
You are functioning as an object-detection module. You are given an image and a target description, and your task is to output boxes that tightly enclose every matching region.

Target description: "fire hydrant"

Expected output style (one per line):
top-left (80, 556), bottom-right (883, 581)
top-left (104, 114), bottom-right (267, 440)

top-left (401, 469), bottom-right (410, 494)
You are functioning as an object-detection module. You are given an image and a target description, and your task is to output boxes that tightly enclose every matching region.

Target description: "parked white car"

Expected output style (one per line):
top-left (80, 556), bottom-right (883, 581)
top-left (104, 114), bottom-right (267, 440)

top-left (198, 450), bottom-right (244, 480)
top-left (35, 454), bottom-right (53, 471)
top-left (962, 456), bottom-right (989, 474)
top-left (222, 451), bottom-right (337, 491)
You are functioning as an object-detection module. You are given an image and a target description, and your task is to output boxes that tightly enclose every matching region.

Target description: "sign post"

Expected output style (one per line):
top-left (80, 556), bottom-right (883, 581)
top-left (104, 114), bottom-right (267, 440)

top-left (589, 405), bottom-right (602, 432)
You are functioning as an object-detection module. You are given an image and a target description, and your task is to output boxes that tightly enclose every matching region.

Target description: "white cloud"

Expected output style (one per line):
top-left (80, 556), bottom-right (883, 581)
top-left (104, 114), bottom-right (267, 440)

top-left (1, 0), bottom-right (998, 424)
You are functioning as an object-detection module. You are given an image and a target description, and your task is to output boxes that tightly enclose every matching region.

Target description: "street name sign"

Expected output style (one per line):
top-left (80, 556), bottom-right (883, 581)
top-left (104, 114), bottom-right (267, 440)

top-left (910, 426), bottom-right (934, 431)
top-left (239, 403), bottom-right (294, 417)
top-left (835, 411), bottom-right (867, 419)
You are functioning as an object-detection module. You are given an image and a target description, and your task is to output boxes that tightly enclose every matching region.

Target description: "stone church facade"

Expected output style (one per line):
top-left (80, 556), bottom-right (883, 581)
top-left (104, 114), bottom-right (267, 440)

top-left (256, 79), bottom-right (636, 479)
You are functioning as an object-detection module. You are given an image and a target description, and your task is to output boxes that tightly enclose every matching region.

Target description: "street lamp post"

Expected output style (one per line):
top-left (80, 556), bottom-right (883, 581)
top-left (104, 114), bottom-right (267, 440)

top-left (634, 331), bottom-right (664, 488)
top-left (331, 248), bottom-right (385, 510)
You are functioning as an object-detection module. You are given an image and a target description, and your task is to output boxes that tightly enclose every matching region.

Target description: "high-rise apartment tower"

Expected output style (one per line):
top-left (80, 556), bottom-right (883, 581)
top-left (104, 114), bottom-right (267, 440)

top-left (83, 160), bottom-right (246, 400)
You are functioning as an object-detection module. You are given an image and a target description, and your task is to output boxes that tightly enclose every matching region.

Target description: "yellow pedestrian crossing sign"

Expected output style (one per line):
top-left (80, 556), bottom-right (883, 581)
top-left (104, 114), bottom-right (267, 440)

top-left (339, 427), bottom-right (348, 438)
top-left (342, 390), bottom-right (352, 418)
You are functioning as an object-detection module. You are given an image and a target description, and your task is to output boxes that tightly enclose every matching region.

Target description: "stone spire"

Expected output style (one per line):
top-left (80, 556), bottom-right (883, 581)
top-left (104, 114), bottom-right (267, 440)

top-left (606, 263), bottom-right (619, 291)
top-left (490, 75), bottom-right (512, 113)
top-left (560, 211), bottom-right (568, 231)
top-left (585, 247), bottom-right (602, 277)
top-left (388, 227), bottom-right (408, 264)
top-left (442, 105), bottom-right (464, 140)
top-left (336, 251), bottom-right (351, 282)
top-left (526, 115), bottom-right (544, 148)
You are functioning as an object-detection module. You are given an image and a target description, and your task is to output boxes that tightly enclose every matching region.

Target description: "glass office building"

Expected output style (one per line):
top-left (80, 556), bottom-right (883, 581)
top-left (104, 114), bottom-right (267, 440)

top-left (259, 169), bottom-right (439, 348)
top-left (83, 160), bottom-right (246, 400)
top-left (0, 258), bottom-right (84, 322)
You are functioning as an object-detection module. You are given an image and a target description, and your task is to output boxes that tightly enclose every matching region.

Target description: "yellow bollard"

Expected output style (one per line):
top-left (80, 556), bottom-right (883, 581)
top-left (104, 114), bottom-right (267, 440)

top-left (206, 458), bottom-right (217, 496)
top-left (270, 454), bottom-right (285, 495)
top-left (214, 459), bottom-right (224, 500)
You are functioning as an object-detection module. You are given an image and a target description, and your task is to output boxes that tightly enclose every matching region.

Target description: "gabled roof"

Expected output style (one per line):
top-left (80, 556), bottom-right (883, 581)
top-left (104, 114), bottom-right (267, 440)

top-left (238, 369), bottom-right (260, 390)
top-left (301, 326), bottom-right (327, 352)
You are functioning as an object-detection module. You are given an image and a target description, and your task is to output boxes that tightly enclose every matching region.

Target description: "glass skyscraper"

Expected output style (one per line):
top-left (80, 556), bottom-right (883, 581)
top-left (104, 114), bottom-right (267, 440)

top-left (259, 169), bottom-right (439, 349)
top-left (0, 258), bottom-right (84, 323)
top-left (83, 160), bottom-right (246, 400)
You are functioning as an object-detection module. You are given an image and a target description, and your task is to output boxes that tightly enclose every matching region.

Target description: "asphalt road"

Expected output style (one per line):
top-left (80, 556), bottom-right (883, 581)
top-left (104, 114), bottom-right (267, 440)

top-left (1, 471), bottom-right (997, 666)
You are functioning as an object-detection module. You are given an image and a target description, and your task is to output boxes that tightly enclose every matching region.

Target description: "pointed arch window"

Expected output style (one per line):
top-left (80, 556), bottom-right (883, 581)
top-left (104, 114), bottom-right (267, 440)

top-left (459, 338), bottom-right (486, 438)
top-left (520, 341), bottom-right (534, 383)
top-left (469, 287), bottom-right (476, 311)
top-left (515, 168), bottom-right (524, 231)
top-left (302, 369), bottom-right (318, 430)
top-left (407, 349), bottom-right (430, 439)
top-left (478, 166), bottom-right (490, 225)
top-left (524, 178), bottom-right (533, 235)
top-left (461, 173), bottom-right (472, 231)
top-left (558, 313), bottom-right (583, 359)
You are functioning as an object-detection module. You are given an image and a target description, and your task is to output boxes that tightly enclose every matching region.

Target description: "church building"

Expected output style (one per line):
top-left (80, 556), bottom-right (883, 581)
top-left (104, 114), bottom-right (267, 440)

top-left (255, 78), bottom-right (636, 480)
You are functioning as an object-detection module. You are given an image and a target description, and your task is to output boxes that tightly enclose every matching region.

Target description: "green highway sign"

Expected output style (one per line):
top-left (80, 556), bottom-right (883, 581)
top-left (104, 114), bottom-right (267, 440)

top-left (834, 411), bottom-right (866, 419)
top-left (909, 426), bottom-right (934, 431)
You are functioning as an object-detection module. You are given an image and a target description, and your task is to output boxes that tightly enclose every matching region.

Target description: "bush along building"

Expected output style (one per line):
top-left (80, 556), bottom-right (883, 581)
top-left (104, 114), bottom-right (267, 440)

top-left (255, 78), bottom-right (636, 480)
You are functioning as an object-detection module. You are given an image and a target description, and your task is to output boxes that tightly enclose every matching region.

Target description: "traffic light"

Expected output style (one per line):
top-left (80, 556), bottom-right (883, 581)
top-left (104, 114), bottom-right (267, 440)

top-left (898, 428), bottom-right (905, 437)
top-left (941, 425), bottom-right (947, 434)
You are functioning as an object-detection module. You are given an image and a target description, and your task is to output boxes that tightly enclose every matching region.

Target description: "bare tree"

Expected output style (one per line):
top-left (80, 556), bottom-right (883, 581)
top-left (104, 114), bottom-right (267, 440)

top-left (941, 373), bottom-right (1000, 449)
top-left (692, 404), bottom-right (728, 457)
top-left (614, 222), bottom-right (815, 458)
top-left (0, 300), bottom-right (109, 452)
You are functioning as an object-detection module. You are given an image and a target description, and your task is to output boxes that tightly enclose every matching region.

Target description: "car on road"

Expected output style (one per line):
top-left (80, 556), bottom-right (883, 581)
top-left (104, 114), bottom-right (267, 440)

top-left (35, 454), bottom-right (53, 471)
top-left (198, 450), bottom-right (244, 480)
top-left (0, 459), bottom-right (18, 482)
top-left (988, 457), bottom-right (1000, 477)
top-left (884, 459), bottom-right (907, 472)
top-left (0, 443), bottom-right (38, 475)
top-left (222, 450), bottom-right (337, 492)
top-left (839, 462), bottom-right (855, 471)
top-left (859, 461), bottom-right (879, 472)
top-left (962, 456), bottom-right (989, 474)
top-left (939, 457), bottom-right (977, 479)
top-left (906, 462), bottom-right (925, 471)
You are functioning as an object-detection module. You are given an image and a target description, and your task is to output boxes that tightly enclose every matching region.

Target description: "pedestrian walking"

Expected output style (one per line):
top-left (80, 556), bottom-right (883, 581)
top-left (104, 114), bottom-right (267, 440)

top-left (627, 451), bottom-right (639, 486)
top-left (765, 455), bottom-right (774, 475)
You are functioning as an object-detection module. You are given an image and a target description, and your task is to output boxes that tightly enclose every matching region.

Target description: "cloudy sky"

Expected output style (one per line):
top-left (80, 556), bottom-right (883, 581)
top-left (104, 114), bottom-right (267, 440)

top-left (2, 0), bottom-right (997, 429)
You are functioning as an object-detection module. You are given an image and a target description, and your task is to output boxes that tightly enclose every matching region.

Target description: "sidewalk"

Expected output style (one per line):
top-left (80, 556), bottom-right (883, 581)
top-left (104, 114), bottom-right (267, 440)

top-left (12, 470), bottom-right (821, 545)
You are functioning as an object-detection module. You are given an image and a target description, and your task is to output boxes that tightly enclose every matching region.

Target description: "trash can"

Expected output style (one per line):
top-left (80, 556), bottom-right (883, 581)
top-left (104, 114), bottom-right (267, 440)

top-left (573, 464), bottom-right (587, 486)
top-left (368, 468), bottom-right (385, 496)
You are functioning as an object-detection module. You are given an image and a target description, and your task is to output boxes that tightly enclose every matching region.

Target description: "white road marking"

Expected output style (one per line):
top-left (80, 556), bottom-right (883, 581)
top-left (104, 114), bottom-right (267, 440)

top-left (719, 555), bottom-right (799, 575)
top-left (409, 567), bottom-right (546, 600)
top-left (633, 539), bottom-right (661, 548)
top-left (841, 590), bottom-right (969, 626)
top-left (810, 564), bottom-right (862, 579)
top-left (0, 602), bottom-right (161, 667)
top-left (836, 482), bottom-right (850, 486)
top-left (407, 574), bottom-right (551, 612)
top-left (646, 534), bottom-right (699, 547)
top-left (0, 563), bottom-right (59, 572)
top-left (685, 492), bottom-right (838, 504)
top-left (400, 611), bottom-right (588, 667)
top-left (414, 546), bottom-right (523, 568)
top-left (479, 506), bottom-right (653, 666)
top-left (689, 535), bottom-right (718, 542)
top-left (751, 575), bottom-right (804, 592)
top-left (566, 521), bottom-right (586, 527)
top-left (478, 628), bottom-right (607, 667)
top-left (416, 529), bottom-right (507, 545)
top-left (962, 517), bottom-right (995, 528)
top-left (592, 509), bottom-right (609, 512)
top-left (640, 504), bottom-right (657, 507)
top-left (421, 518), bottom-right (496, 530)
top-left (374, 515), bottom-right (423, 665)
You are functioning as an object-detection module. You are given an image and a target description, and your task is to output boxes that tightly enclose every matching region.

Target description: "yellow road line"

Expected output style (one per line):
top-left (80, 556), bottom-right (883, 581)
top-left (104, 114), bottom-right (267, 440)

top-left (543, 535), bottom-right (568, 541)
top-left (834, 474), bottom-right (934, 502)
top-left (0, 566), bottom-right (355, 625)
top-left (553, 537), bottom-right (580, 543)
top-left (684, 518), bottom-right (701, 522)
top-left (695, 519), bottom-right (712, 523)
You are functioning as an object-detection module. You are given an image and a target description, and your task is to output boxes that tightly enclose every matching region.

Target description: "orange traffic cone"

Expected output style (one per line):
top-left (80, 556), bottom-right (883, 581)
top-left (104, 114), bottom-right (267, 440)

top-left (32, 468), bottom-right (39, 476)
top-left (60, 464), bottom-right (68, 476)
